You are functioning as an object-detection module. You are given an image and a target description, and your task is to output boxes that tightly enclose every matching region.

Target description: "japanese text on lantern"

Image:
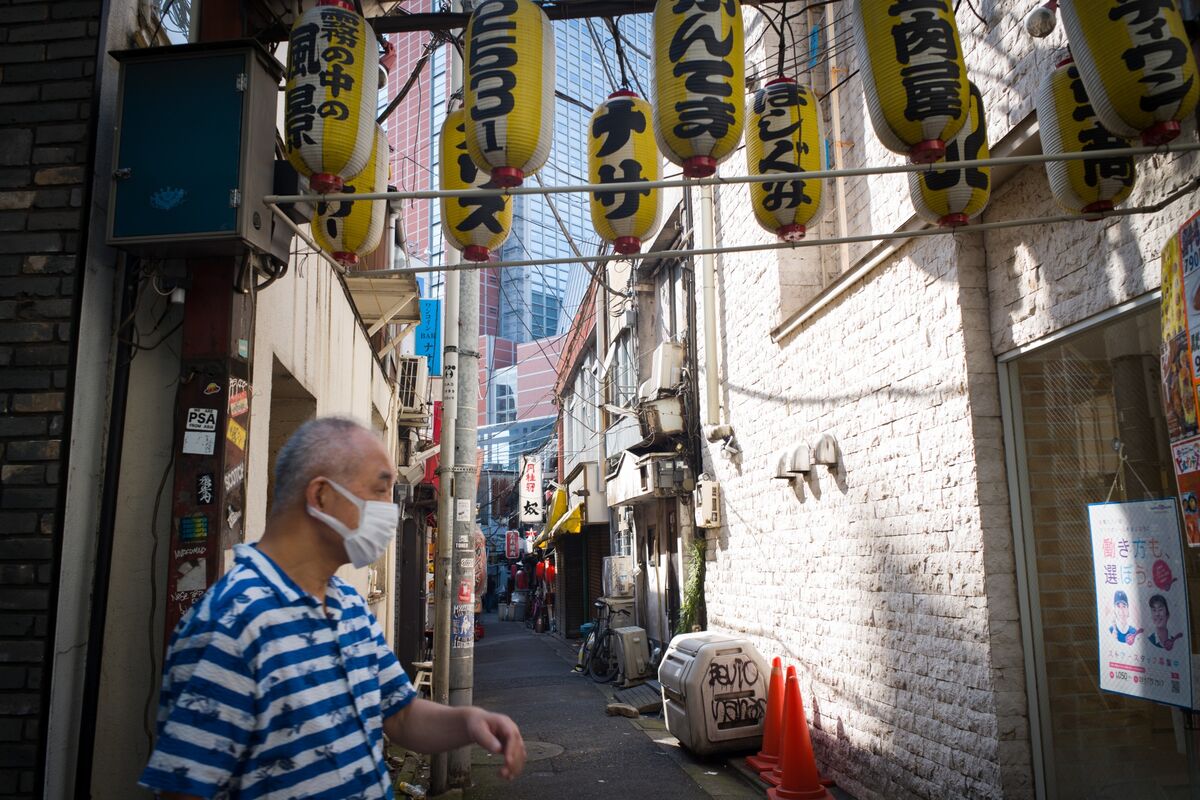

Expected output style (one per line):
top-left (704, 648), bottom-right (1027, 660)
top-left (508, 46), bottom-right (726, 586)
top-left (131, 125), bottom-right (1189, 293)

top-left (887, 0), bottom-right (963, 123)
top-left (667, 0), bottom-right (739, 142)
top-left (285, 9), bottom-right (360, 150)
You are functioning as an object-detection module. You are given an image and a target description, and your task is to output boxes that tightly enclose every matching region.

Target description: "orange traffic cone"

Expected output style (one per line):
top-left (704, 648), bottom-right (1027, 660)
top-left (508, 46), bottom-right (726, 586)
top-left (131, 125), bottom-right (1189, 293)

top-left (746, 657), bottom-right (784, 772)
top-left (766, 672), bottom-right (833, 800)
top-left (761, 666), bottom-right (796, 786)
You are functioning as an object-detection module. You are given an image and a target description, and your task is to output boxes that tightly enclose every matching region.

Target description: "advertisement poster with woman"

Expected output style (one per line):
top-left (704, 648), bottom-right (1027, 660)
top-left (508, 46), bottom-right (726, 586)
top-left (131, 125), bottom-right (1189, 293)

top-left (1161, 210), bottom-right (1200, 545)
top-left (1088, 499), bottom-right (1192, 708)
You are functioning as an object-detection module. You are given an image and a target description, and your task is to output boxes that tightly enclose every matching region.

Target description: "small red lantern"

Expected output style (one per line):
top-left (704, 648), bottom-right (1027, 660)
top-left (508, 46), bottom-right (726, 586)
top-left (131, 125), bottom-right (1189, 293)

top-left (535, 561), bottom-right (546, 580)
top-left (515, 567), bottom-right (529, 591)
top-left (546, 563), bottom-right (556, 583)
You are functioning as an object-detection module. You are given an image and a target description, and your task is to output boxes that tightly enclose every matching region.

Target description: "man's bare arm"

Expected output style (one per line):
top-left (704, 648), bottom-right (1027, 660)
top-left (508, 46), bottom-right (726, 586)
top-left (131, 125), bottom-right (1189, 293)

top-left (384, 698), bottom-right (525, 779)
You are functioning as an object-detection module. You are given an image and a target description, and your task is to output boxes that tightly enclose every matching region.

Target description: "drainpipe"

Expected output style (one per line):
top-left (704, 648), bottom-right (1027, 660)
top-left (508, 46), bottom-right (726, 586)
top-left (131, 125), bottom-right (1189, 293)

top-left (697, 183), bottom-right (729, 441)
top-left (822, 8), bottom-right (851, 279)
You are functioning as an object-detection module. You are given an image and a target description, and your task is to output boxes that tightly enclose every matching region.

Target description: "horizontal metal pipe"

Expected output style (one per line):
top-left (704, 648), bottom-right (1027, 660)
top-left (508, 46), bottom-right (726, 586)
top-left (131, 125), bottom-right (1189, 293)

top-left (265, 142), bottom-right (1200, 205)
top-left (351, 195), bottom-right (1184, 275)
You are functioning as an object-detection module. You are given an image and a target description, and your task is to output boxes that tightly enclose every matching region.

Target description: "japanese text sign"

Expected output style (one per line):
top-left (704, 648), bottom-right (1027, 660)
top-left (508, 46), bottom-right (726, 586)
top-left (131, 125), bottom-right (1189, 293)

top-left (518, 455), bottom-right (543, 522)
top-left (1088, 499), bottom-right (1192, 709)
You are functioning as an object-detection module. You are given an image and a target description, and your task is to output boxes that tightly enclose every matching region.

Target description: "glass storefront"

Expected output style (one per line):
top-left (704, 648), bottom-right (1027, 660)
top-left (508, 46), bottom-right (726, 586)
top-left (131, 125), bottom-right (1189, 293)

top-left (1006, 302), bottom-right (1200, 798)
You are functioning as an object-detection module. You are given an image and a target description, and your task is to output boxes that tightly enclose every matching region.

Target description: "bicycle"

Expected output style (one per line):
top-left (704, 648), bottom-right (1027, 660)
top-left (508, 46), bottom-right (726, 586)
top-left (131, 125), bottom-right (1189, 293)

top-left (585, 600), bottom-right (631, 683)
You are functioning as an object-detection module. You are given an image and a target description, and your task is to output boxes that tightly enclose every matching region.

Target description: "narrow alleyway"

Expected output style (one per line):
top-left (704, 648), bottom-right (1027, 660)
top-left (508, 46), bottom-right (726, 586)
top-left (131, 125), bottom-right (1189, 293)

top-left (463, 614), bottom-right (763, 800)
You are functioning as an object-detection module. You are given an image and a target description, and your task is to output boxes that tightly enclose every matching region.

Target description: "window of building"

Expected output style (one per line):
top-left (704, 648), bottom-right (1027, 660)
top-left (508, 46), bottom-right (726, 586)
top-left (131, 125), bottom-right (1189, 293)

top-left (1004, 301), bottom-right (1200, 798)
top-left (531, 289), bottom-right (561, 339)
top-left (493, 384), bottom-right (515, 424)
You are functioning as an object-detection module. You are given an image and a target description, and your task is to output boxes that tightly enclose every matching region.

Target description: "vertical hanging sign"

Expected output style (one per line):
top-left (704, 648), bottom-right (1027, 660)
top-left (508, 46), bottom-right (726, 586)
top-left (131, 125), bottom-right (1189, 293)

top-left (1087, 499), bottom-right (1192, 708)
top-left (1159, 209), bottom-right (1200, 545)
top-left (518, 454), bottom-right (543, 522)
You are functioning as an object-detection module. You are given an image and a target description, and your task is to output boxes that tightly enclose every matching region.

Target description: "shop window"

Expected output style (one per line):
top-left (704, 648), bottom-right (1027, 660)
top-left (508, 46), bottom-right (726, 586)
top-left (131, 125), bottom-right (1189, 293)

top-left (1007, 305), bottom-right (1200, 798)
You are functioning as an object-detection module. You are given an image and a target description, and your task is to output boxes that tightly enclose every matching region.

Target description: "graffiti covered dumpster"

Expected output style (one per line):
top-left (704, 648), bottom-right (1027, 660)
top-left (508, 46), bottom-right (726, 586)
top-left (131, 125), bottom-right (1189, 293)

top-left (658, 632), bottom-right (770, 756)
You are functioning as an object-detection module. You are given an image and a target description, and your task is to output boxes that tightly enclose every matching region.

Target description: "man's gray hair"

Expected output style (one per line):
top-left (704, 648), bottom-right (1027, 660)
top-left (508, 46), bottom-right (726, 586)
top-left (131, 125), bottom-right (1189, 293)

top-left (272, 416), bottom-right (376, 513)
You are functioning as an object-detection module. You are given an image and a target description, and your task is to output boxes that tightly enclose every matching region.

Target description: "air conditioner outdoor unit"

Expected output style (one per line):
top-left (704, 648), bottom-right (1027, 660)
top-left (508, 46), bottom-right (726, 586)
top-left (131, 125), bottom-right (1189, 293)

top-left (694, 479), bottom-right (721, 529)
top-left (396, 356), bottom-right (429, 421)
top-left (638, 341), bottom-right (685, 399)
top-left (613, 626), bottom-right (652, 687)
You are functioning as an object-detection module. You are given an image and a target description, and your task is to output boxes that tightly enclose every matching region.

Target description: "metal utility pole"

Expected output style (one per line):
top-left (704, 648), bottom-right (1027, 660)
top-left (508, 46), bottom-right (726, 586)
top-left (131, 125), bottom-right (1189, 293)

top-left (448, 256), bottom-right (479, 786)
top-left (432, 0), bottom-right (467, 791)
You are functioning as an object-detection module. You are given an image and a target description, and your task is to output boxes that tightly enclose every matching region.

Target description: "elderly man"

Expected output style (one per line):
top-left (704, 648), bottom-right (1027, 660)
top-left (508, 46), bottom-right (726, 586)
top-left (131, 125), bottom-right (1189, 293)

top-left (140, 416), bottom-right (524, 798)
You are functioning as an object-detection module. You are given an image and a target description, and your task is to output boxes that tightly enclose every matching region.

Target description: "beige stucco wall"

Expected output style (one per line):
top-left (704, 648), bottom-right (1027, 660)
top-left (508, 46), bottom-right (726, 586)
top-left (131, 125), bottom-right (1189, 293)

top-left (89, 250), bottom-right (400, 799)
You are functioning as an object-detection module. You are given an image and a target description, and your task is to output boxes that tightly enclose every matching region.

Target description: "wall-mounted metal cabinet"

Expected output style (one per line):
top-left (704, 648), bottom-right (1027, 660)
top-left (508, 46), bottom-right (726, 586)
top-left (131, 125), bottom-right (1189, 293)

top-left (107, 41), bottom-right (288, 261)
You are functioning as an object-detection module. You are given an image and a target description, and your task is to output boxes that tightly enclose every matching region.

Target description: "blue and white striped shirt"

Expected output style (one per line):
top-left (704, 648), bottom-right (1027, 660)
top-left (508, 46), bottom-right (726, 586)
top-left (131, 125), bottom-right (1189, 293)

top-left (140, 543), bottom-right (416, 799)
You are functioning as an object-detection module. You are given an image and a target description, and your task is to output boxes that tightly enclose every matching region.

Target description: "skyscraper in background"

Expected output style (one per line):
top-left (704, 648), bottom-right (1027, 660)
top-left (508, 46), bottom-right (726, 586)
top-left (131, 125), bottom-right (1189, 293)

top-left (384, 10), bottom-right (652, 342)
top-left (383, 9), bottom-right (653, 539)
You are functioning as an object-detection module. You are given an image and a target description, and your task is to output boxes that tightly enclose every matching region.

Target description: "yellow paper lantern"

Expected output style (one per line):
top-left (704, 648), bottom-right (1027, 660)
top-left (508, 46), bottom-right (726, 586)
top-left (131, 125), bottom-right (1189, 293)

top-left (588, 91), bottom-right (662, 255)
top-left (313, 124), bottom-right (387, 267)
top-left (1060, 0), bottom-right (1200, 146)
top-left (1036, 59), bottom-right (1136, 215)
top-left (463, 0), bottom-right (554, 188)
top-left (652, 0), bottom-right (745, 178)
top-left (441, 108), bottom-right (513, 262)
top-left (283, 0), bottom-right (379, 193)
top-left (908, 82), bottom-right (990, 227)
top-left (745, 78), bottom-right (824, 242)
top-left (851, 0), bottom-right (971, 164)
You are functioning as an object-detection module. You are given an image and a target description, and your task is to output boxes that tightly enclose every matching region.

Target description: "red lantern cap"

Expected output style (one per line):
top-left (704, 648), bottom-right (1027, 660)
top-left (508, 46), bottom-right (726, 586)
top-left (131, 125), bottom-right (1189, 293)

top-left (908, 140), bottom-right (946, 164)
top-left (490, 166), bottom-right (524, 188)
top-left (683, 155), bottom-right (717, 178)
top-left (614, 236), bottom-right (642, 254)
top-left (1082, 200), bottom-right (1114, 215)
top-left (1141, 121), bottom-right (1181, 146)
top-left (318, 0), bottom-right (355, 9)
top-left (938, 213), bottom-right (970, 228)
top-left (609, 89), bottom-right (638, 99)
top-left (463, 245), bottom-right (490, 262)
top-left (766, 76), bottom-right (796, 86)
top-left (310, 172), bottom-right (345, 194)
top-left (776, 224), bottom-right (806, 242)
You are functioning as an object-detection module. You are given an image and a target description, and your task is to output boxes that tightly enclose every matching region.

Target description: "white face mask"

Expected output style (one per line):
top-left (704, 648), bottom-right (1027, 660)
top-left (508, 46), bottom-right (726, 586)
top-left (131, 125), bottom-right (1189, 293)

top-left (307, 479), bottom-right (399, 568)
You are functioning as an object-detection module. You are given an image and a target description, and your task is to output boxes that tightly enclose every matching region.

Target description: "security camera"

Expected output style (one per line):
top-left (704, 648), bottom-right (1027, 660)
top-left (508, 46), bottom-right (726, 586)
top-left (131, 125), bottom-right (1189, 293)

top-left (1024, 1), bottom-right (1057, 38)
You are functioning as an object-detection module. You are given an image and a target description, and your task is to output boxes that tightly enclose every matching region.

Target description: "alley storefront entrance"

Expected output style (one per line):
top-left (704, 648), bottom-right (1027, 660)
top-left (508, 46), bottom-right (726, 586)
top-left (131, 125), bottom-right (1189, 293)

top-left (1003, 300), bottom-right (1200, 798)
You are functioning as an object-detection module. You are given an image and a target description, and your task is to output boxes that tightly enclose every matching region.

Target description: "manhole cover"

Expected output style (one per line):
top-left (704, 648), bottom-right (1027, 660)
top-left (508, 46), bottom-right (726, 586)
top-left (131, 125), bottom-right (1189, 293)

top-left (471, 740), bottom-right (563, 765)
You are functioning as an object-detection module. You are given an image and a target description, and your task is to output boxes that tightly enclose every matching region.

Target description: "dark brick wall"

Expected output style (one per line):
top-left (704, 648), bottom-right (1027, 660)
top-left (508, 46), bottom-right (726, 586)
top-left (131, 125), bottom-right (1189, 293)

top-left (0, 0), bottom-right (103, 796)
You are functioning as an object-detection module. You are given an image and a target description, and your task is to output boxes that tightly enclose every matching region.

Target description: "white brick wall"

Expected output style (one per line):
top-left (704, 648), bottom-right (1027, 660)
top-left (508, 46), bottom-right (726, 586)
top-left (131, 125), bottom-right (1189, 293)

top-left (693, 6), bottom-right (1200, 798)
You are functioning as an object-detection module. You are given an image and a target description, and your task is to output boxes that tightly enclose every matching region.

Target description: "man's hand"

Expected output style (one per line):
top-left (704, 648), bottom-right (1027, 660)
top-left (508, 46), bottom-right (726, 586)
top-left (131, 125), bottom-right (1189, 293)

top-left (384, 698), bottom-right (525, 779)
top-left (465, 708), bottom-right (525, 780)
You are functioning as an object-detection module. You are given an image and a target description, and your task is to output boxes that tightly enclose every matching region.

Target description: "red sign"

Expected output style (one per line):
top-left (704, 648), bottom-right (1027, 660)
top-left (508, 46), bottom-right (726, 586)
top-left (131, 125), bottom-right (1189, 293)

top-left (505, 530), bottom-right (519, 560)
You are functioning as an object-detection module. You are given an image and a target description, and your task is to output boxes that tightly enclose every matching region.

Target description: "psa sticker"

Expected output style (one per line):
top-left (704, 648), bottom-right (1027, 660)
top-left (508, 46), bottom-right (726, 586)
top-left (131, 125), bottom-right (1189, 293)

top-left (186, 407), bottom-right (218, 432)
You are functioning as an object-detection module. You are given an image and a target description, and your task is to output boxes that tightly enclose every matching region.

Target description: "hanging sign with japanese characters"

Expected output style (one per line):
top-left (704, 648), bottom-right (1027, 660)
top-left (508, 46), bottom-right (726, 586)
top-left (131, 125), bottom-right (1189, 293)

top-left (463, 0), bottom-right (555, 188)
top-left (441, 108), bottom-right (512, 262)
top-left (589, 90), bottom-right (662, 255)
top-left (909, 81), bottom-right (990, 228)
top-left (1088, 499), bottom-right (1192, 708)
top-left (1035, 59), bottom-right (1135, 216)
top-left (518, 455), bottom-right (543, 522)
top-left (850, 0), bottom-right (970, 164)
top-left (1159, 209), bottom-right (1200, 545)
top-left (1059, 0), bottom-right (1199, 147)
top-left (653, 0), bottom-right (745, 178)
top-left (313, 124), bottom-right (388, 266)
top-left (746, 78), bottom-right (824, 242)
top-left (284, 0), bottom-right (378, 194)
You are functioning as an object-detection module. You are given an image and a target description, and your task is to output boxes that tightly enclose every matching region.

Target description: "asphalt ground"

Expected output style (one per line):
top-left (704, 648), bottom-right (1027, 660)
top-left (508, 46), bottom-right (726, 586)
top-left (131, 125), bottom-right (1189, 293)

top-left (461, 612), bottom-right (768, 800)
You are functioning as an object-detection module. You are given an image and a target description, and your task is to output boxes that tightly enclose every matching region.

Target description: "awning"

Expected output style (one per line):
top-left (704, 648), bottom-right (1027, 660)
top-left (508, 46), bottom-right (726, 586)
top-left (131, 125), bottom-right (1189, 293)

top-left (548, 501), bottom-right (583, 538)
top-left (530, 491), bottom-right (581, 549)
